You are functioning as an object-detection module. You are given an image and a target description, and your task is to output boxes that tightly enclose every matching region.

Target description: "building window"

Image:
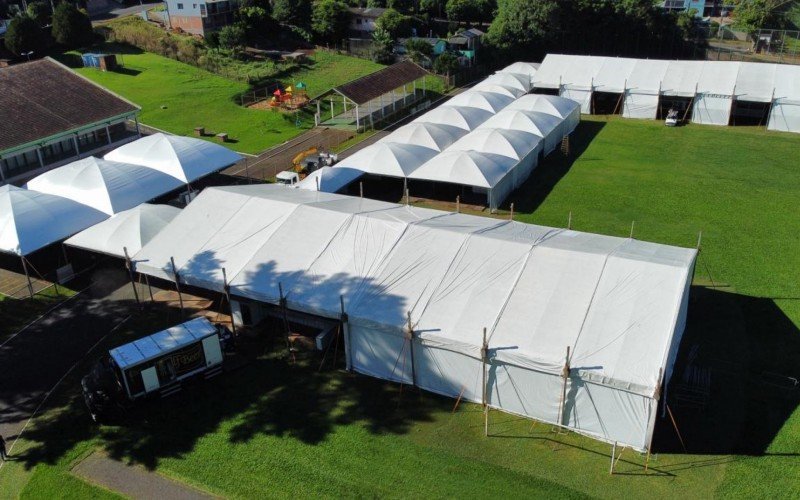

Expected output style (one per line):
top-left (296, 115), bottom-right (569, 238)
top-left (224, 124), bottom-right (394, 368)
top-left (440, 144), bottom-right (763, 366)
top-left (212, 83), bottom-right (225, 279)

top-left (177, 2), bottom-right (184, 9)
top-left (193, 4), bottom-right (197, 8)
top-left (200, 4), bottom-right (206, 16)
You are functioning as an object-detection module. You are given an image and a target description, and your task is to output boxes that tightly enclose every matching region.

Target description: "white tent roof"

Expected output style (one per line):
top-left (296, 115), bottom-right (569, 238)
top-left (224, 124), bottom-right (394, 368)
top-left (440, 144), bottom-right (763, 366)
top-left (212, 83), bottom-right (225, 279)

top-left (594, 58), bottom-right (637, 93)
top-left (336, 142), bottom-right (438, 178)
top-left (480, 72), bottom-right (531, 93)
top-left (413, 105), bottom-right (493, 131)
top-left (104, 133), bottom-right (243, 183)
top-left (735, 62), bottom-right (778, 103)
top-left (470, 82), bottom-right (526, 98)
top-left (377, 122), bottom-right (465, 151)
top-left (447, 128), bottom-right (540, 160)
top-left (660, 60), bottom-right (705, 97)
top-left (446, 90), bottom-right (515, 113)
top-left (64, 203), bottom-right (181, 258)
top-left (501, 62), bottom-right (540, 80)
top-left (25, 157), bottom-right (183, 216)
top-left (505, 94), bottom-right (581, 119)
top-left (478, 109), bottom-right (562, 137)
top-left (408, 150), bottom-right (516, 188)
top-left (0, 185), bottom-right (107, 256)
top-left (296, 166), bottom-right (363, 193)
top-left (626, 59), bottom-right (669, 95)
top-left (697, 61), bottom-right (739, 95)
top-left (773, 64), bottom-right (800, 103)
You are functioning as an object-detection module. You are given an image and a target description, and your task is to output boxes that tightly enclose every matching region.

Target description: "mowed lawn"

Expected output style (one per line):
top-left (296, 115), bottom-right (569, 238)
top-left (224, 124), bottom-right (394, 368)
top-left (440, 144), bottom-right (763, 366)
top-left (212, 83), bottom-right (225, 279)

top-left (68, 46), bottom-right (382, 155)
top-left (3, 118), bottom-right (800, 499)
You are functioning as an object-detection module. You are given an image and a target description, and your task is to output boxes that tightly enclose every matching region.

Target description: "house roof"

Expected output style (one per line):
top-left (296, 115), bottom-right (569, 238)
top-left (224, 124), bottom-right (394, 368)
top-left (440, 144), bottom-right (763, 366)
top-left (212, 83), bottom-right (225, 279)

top-left (461, 28), bottom-right (484, 37)
top-left (348, 7), bottom-right (387, 18)
top-left (398, 37), bottom-right (445, 46)
top-left (329, 61), bottom-right (429, 105)
top-left (0, 58), bottom-right (139, 153)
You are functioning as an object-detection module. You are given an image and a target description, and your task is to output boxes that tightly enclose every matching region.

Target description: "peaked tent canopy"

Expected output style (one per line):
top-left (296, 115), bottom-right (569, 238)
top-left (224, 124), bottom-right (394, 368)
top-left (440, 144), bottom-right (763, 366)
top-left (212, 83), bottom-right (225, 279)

top-left (297, 166), bottom-right (363, 193)
top-left (500, 62), bottom-right (540, 80)
top-left (64, 203), bottom-right (181, 258)
top-left (409, 150), bottom-right (516, 187)
top-left (413, 105), bottom-right (493, 131)
top-left (504, 94), bottom-right (581, 135)
top-left (377, 122), bottom-right (465, 151)
top-left (447, 128), bottom-right (540, 161)
top-left (132, 185), bottom-right (697, 452)
top-left (336, 142), bottom-right (438, 178)
top-left (479, 109), bottom-right (563, 153)
top-left (446, 90), bottom-right (515, 113)
top-left (470, 82), bottom-right (526, 98)
top-left (480, 72), bottom-right (531, 93)
top-left (104, 133), bottom-right (243, 183)
top-left (25, 156), bottom-right (184, 216)
top-left (0, 185), bottom-right (108, 256)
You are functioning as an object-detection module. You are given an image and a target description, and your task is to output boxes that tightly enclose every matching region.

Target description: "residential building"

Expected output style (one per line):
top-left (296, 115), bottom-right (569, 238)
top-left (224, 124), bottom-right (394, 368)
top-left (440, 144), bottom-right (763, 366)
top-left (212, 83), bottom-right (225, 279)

top-left (395, 38), bottom-right (448, 56)
top-left (164, 0), bottom-right (239, 37)
top-left (348, 7), bottom-right (386, 38)
top-left (661, 0), bottom-right (734, 17)
top-left (0, 58), bottom-right (140, 185)
top-left (448, 28), bottom-right (484, 65)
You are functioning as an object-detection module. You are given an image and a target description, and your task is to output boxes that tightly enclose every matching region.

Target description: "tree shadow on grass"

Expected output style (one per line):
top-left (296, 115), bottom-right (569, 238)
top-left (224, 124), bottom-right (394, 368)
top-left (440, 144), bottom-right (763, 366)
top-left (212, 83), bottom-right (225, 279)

top-left (505, 120), bottom-right (606, 214)
top-left (653, 286), bottom-right (800, 456)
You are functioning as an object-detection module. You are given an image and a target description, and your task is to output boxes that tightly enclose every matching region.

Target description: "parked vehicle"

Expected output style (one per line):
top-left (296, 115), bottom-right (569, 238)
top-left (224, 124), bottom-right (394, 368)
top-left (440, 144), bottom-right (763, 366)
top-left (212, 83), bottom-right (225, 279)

top-left (81, 317), bottom-right (229, 422)
top-left (665, 108), bottom-right (681, 127)
top-left (276, 171), bottom-right (300, 186)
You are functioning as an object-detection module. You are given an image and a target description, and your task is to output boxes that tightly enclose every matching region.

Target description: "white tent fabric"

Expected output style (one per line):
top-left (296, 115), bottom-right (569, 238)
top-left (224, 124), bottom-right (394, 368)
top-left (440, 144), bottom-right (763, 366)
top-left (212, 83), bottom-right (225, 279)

top-left (297, 166), bottom-right (363, 193)
top-left (0, 185), bottom-right (107, 256)
top-left (132, 185), bottom-right (697, 452)
top-left (505, 95), bottom-right (581, 135)
top-left (594, 58), bottom-right (637, 93)
top-left (104, 133), bottom-right (243, 183)
top-left (735, 62), bottom-right (777, 103)
top-left (377, 122), bottom-right (465, 151)
top-left (446, 90), bottom-right (515, 113)
top-left (479, 72), bottom-right (531, 93)
top-left (767, 64), bottom-right (800, 133)
top-left (561, 88), bottom-right (592, 114)
top-left (623, 60), bottom-right (669, 119)
top-left (336, 143), bottom-right (438, 178)
top-left (479, 109), bottom-right (563, 154)
top-left (660, 60), bottom-right (704, 97)
top-left (413, 105), bottom-right (493, 131)
top-left (500, 62), bottom-right (540, 80)
top-left (25, 157), bottom-right (183, 216)
top-left (471, 82), bottom-right (527, 99)
top-left (448, 128), bottom-right (541, 161)
top-left (64, 204), bottom-right (181, 258)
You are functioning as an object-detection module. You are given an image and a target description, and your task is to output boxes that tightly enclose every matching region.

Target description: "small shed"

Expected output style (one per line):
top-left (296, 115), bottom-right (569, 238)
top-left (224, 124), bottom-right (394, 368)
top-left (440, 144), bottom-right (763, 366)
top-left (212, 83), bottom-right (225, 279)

top-left (81, 53), bottom-right (118, 71)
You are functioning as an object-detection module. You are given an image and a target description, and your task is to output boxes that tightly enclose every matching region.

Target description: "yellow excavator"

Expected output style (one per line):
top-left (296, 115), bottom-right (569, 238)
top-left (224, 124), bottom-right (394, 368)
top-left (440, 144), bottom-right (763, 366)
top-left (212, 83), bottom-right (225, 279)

top-left (292, 147), bottom-right (318, 174)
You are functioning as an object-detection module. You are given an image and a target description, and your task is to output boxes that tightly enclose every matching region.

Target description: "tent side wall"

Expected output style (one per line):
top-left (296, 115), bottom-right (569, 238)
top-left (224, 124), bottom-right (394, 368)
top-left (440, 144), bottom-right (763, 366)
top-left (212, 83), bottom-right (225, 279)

top-left (560, 88), bottom-right (593, 114)
top-left (623, 92), bottom-right (660, 119)
top-left (768, 100), bottom-right (800, 133)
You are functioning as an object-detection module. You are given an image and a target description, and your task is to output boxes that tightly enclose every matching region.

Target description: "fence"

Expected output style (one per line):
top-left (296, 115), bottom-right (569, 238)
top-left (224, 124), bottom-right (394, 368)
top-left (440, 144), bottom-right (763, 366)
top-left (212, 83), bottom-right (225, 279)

top-left (236, 82), bottom-right (284, 107)
top-left (700, 27), bottom-right (800, 65)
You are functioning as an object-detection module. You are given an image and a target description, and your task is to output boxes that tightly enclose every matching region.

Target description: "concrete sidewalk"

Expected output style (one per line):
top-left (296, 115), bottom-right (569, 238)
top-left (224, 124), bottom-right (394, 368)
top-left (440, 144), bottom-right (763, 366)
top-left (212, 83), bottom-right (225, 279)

top-left (72, 451), bottom-right (218, 499)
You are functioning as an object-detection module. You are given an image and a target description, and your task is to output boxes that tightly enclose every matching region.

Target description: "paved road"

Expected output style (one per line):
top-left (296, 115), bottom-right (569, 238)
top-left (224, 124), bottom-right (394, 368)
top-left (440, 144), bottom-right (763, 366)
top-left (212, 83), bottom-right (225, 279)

top-left (0, 268), bottom-right (136, 450)
top-left (91, 2), bottom-right (163, 22)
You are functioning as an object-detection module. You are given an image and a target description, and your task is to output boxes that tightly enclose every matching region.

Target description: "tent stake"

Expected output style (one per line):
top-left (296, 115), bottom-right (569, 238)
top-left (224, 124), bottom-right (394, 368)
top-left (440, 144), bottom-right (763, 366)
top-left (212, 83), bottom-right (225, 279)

top-left (481, 327), bottom-right (489, 437)
top-left (20, 256), bottom-right (34, 299)
top-left (170, 256), bottom-right (184, 317)
top-left (609, 441), bottom-right (617, 474)
top-left (222, 267), bottom-right (237, 338)
top-left (123, 247), bottom-right (141, 310)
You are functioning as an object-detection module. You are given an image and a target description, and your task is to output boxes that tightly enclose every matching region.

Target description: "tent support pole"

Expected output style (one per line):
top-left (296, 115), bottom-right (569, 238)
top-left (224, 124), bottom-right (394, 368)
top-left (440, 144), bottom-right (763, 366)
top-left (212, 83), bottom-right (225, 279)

top-left (170, 256), bottom-right (184, 317)
top-left (279, 282), bottom-right (291, 351)
top-left (123, 247), bottom-right (141, 310)
top-left (20, 256), bottom-right (34, 299)
top-left (567, 211), bottom-right (572, 229)
top-left (406, 311), bottom-right (416, 387)
top-left (609, 441), bottom-right (617, 474)
top-left (456, 195), bottom-right (460, 213)
top-left (630, 220), bottom-right (635, 239)
top-left (341, 295), bottom-right (352, 371)
top-left (556, 346), bottom-right (570, 428)
top-left (666, 404), bottom-right (687, 452)
top-left (359, 182), bottom-right (363, 198)
top-left (222, 267), bottom-right (237, 338)
top-left (644, 448), bottom-right (652, 472)
top-left (509, 203), bottom-right (514, 221)
top-left (482, 327), bottom-right (488, 437)
top-left (62, 244), bottom-right (70, 266)
top-left (145, 274), bottom-right (154, 302)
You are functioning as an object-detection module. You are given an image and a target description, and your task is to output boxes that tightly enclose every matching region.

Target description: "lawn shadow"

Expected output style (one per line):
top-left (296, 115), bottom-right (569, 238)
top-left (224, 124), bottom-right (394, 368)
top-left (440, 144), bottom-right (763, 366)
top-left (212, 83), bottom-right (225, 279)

top-left (14, 258), bottom-right (443, 471)
top-left (112, 67), bottom-right (142, 77)
top-left (505, 120), bottom-right (606, 214)
top-left (653, 286), bottom-right (800, 456)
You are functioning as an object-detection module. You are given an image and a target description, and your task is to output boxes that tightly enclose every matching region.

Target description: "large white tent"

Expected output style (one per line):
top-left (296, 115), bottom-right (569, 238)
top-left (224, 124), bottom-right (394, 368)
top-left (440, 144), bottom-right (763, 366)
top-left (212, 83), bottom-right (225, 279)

top-left (336, 142), bottom-right (438, 178)
top-left (505, 94), bottom-right (581, 137)
top-left (470, 82), bottom-right (527, 99)
top-left (448, 128), bottom-right (540, 161)
top-left (377, 122), bottom-right (465, 152)
top-left (500, 62), bottom-right (541, 80)
top-left (64, 203), bottom-right (181, 258)
top-left (104, 133), bottom-right (243, 183)
top-left (25, 157), bottom-right (184, 216)
top-left (479, 72), bottom-right (532, 94)
top-left (132, 185), bottom-right (697, 452)
top-left (412, 105), bottom-right (493, 131)
top-left (479, 109), bottom-right (563, 154)
top-left (0, 185), bottom-right (107, 256)
top-left (533, 54), bottom-right (800, 132)
top-left (446, 90), bottom-right (515, 113)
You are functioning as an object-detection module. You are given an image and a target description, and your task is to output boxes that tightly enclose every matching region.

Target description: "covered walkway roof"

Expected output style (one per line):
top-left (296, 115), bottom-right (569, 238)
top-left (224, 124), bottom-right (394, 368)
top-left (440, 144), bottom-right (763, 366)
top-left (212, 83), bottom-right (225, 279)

top-left (325, 61), bottom-right (429, 105)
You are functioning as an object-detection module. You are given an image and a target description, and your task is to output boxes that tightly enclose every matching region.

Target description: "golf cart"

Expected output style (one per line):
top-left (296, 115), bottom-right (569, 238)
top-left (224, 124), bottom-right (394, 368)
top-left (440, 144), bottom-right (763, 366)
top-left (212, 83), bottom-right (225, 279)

top-left (665, 108), bottom-right (681, 127)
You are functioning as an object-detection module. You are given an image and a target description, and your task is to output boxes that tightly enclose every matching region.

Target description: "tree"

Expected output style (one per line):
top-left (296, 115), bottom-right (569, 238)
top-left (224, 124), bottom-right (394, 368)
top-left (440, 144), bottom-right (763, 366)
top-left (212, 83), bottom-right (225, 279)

top-left (218, 22), bottom-right (247, 51)
top-left (4, 15), bottom-right (45, 56)
top-left (371, 26), bottom-right (395, 63)
top-left (27, 1), bottom-right (51, 27)
top-left (405, 37), bottom-right (434, 60)
top-left (445, 0), bottom-right (477, 22)
top-left (486, 0), bottom-right (559, 56)
top-left (311, 0), bottom-right (351, 43)
top-left (732, 0), bottom-right (789, 36)
top-left (51, 2), bottom-right (93, 48)
top-left (375, 8), bottom-right (411, 39)
top-left (433, 50), bottom-right (459, 75)
top-left (419, 0), bottom-right (443, 17)
top-left (272, 0), bottom-right (313, 28)
top-left (386, 0), bottom-right (412, 11)
top-left (237, 5), bottom-right (278, 42)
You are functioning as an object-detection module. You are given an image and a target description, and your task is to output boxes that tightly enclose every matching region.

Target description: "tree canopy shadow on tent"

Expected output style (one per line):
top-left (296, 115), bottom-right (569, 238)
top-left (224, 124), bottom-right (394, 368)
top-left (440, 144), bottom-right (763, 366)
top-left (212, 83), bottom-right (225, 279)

top-left (653, 286), bottom-right (800, 456)
top-left (15, 258), bottom-right (445, 471)
top-left (506, 120), bottom-right (606, 215)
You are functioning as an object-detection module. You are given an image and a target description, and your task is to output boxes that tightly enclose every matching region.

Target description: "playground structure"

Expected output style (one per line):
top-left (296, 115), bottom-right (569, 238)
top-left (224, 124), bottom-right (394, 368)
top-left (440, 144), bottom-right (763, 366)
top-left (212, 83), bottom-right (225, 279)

top-left (241, 82), bottom-right (310, 111)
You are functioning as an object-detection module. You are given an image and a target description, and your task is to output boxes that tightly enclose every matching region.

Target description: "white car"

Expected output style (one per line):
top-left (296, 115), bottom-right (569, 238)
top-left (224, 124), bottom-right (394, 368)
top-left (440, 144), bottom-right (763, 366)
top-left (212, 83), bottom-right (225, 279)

top-left (276, 171), bottom-right (300, 186)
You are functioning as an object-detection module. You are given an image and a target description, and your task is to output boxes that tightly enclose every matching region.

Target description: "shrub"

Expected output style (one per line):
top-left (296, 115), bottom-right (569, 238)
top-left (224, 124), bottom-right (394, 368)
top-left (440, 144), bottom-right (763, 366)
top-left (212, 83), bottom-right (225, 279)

top-left (52, 2), bottom-right (93, 48)
top-left (5, 15), bottom-right (46, 56)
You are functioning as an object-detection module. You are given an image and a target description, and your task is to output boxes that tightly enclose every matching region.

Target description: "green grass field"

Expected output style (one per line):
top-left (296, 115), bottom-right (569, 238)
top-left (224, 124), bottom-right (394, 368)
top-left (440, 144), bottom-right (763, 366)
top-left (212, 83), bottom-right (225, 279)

top-left (3, 117), bottom-right (799, 499)
top-left (63, 45), bottom-right (383, 155)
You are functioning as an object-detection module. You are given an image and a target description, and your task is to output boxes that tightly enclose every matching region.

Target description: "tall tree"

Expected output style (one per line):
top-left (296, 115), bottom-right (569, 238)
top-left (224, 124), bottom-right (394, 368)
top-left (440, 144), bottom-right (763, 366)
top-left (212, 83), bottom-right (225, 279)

top-left (51, 2), bottom-right (93, 48)
top-left (4, 15), bottom-right (46, 56)
top-left (311, 0), bottom-right (352, 43)
top-left (26, 1), bottom-right (51, 27)
top-left (486, 0), bottom-right (559, 57)
top-left (272, 0), bottom-right (313, 28)
top-left (376, 8), bottom-right (411, 39)
top-left (733, 0), bottom-right (791, 35)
